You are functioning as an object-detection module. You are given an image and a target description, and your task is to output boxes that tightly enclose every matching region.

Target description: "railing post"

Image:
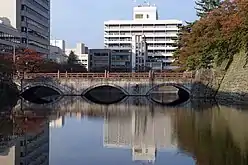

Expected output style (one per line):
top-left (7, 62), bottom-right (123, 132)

top-left (104, 70), bottom-right (107, 78)
top-left (149, 70), bottom-right (154, 80)
top-left (149, 70), bottom-right (152, 79)
top-left (65, 71), bottom-right (68, 78)
top-left (57, 70), bottom-right (60, 79)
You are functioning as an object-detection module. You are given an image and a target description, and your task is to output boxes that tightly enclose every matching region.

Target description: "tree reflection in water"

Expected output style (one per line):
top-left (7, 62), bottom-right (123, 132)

top-left (175, 107), bottom-right (248, 165)
top-left (1, 96), bottom-right (248, 165)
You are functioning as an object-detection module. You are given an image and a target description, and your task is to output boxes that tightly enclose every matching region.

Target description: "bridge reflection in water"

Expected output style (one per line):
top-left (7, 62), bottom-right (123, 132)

top-left (9, 97), bottom-right (248, 164)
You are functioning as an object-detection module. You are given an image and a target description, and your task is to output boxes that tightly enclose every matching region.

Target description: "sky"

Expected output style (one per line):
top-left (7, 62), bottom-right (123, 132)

top-left (50, 0), bottom-right (197, 49)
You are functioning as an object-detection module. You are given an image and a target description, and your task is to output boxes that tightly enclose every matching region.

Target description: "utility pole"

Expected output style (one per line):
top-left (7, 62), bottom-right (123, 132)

top-left (13, 45), bottom-right (16, 64)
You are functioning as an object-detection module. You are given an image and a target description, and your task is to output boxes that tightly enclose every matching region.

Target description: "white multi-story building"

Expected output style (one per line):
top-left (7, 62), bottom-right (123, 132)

top-left (104, 3), bottom-right (182, 70)
top-left (0, 0), bottom-right (50, 55)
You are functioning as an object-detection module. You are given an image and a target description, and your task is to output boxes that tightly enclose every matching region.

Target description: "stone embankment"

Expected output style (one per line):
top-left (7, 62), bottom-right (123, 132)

top-left (193, 50), bottom-right (248, 104)
top-left (216, 50), bottom-right (248, 104)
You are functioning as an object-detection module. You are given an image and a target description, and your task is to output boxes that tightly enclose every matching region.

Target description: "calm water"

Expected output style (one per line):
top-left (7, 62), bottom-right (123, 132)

top-left (0, 96), bottom-right (248, 165)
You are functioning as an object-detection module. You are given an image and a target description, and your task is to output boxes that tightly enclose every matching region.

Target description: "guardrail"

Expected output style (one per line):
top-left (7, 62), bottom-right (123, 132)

top-left (15, 72), bottom-right (194, 80)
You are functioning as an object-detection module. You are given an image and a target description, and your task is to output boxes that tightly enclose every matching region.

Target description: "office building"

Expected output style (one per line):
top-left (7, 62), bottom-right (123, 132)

top-left (89, 49), bottom-right (111, 72)
top-left (0, 19), bottom-right (20, 54)
top-left (0, 0), bottom-right (50, 55)
top-left (104, 2), bottom-right (182, 70)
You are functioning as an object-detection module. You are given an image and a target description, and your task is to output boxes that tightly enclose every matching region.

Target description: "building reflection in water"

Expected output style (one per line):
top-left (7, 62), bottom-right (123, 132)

top-left (9, 96), bottom-right (248, 165)
top-left (0, 112), bottom-right (50, 165)
top-left (104, 109), bottom-right (177, 163)
top-left (49, 116), bottom-right (65, 129)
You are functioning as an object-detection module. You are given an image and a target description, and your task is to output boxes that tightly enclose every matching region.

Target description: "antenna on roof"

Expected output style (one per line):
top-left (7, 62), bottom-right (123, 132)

top-left (144, 0), bottom-right (150, 6)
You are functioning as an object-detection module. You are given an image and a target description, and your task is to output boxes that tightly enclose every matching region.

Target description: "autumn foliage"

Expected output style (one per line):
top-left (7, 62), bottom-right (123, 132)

top-left (15, 49), bottom-right (45, 73)
top-left (174, 0), bottom-right (248, 70)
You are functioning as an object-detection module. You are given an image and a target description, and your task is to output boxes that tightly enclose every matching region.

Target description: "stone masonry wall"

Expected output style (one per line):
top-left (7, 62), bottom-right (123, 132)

top-left (216, 50), bottom-right (248, 104)
top-left (191, 69), bottom-right (225, 98)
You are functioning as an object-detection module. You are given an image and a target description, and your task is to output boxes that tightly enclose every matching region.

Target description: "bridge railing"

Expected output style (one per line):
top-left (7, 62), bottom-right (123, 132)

top-left (16, 72), bottom-right (194, 80)
top-left (108, 72), bottom-right (149, 78)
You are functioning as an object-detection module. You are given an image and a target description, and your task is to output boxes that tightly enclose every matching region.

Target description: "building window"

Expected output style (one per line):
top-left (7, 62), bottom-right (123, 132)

top-left (147, 14), bottom-right (149, 18)
top-left (21, 5), bottom-right (25, 10)
top-left (20, 152), bottom-right (24, 157)
top-left (135, 14), bottom-right (143, 19)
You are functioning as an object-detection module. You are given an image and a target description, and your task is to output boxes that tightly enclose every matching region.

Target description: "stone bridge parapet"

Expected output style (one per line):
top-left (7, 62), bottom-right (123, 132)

top-left (13, 72), bottom-right (195, 97)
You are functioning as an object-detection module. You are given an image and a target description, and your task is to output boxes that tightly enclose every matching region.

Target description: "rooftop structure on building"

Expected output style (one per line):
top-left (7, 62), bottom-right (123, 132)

top-left (0, 0), bottom-right (50, 55)
top-left (104, 2), bottom-right (182, 70)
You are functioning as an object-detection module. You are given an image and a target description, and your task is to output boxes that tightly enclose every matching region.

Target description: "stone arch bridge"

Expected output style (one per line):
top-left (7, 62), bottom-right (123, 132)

top-left (14, 72), bottom-right (198, 97)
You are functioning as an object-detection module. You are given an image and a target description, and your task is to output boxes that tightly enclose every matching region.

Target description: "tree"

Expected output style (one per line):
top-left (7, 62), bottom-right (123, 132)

top-left (67, 51), bottom-right (78, 64)
top-left (15, 49), bottom-right (44, 73)
top-left (195, 0), bottom-right (221, 17)
top-left (175, 0), bottom-right (248, 70)
top-left (0, 56), bottom-right (13, 77)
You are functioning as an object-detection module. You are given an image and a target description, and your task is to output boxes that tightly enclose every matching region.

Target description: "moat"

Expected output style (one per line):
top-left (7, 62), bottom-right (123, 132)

top-left (0, 92), bottom-right (248, 165)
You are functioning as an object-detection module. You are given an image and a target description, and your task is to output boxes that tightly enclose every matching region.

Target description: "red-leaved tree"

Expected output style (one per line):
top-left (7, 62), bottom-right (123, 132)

top-left (15, 49), bottom-right (45, 73)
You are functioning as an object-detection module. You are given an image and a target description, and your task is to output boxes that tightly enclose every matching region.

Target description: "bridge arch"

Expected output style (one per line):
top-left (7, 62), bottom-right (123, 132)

top-left (146, 83), bottom-right (191, 106)
top-left (21, 82), bottom-right (64, 95)
top-left (81, 83), bottom-right (129, 96)
top-left (146, 83), bottom-right (191, 96)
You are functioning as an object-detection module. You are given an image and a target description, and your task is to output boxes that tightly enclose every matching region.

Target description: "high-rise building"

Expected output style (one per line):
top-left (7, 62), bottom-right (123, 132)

top-left (0, 0), bottom-right (50, 55)
top-left (104, 2), bottom-right (182, 70)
